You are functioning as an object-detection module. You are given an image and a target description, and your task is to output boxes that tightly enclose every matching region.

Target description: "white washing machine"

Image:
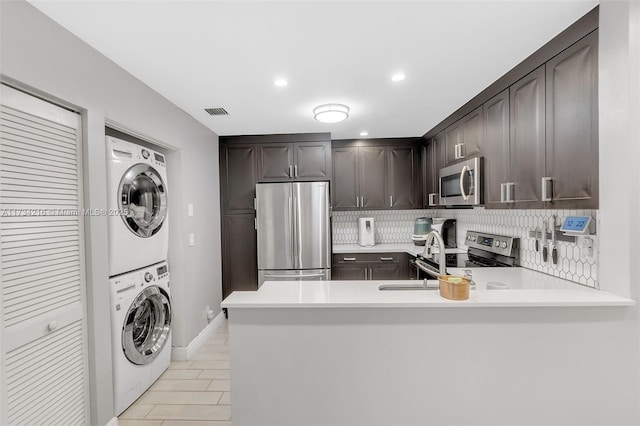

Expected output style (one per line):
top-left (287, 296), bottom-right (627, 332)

top-left (107, 136), bottom-right (169, 277)
top-left (110, 261), bottom-right (172, 415)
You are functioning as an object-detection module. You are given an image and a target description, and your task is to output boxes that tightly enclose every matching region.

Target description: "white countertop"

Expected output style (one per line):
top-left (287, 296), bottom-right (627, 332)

top-left (333, 243), bottom-right (466, 257)
top-left (222, 267), bottom-right (634, 308)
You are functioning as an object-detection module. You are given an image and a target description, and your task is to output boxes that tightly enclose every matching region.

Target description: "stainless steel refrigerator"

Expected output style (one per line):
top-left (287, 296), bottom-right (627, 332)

top-left (256, 182), bottom-right (331, 286)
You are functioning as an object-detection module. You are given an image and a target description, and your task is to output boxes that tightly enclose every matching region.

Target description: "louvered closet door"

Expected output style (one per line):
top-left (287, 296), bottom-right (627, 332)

top-left (0, 84), bottom-right (88, 425)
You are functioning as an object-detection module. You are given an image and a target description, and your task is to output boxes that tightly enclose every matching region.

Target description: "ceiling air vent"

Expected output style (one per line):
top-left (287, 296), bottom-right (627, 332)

top-left (205, 107), bottom-right (229, 116)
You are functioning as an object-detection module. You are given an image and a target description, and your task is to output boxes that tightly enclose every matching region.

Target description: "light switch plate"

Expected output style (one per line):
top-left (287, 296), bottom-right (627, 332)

top-left (188, 203), bottom-right (194, 217)
top-left (188, 233), bottom-right (195, 247)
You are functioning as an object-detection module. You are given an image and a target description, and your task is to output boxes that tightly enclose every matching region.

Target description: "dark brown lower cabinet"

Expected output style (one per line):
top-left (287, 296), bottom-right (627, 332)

top-left (331, 264), bottom-right (367, 280)
top-left (222, 214), bottom-right (257, 299)
top-left (332, 252), bottom-right (408, 280)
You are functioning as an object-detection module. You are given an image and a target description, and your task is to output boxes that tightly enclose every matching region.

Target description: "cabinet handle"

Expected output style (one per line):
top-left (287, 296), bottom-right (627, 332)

top-left (288, 165), bottom-right (293, 178)
top-left (541, 177), bottom-right (553, 202)
top-left (500, 183), bottom-right (506, 203)
top-left (506, 182), bottom-right (515, 203)
top-left (389, 195), bottom-right (393, 208)
top-left (47, 320), bottom-right (58, 331)
top-left (356, 196), bottom-right (359, 208)
top-left (343, 257), bottom-right (356, 261)
top-left (254, 197), bottom-right (257, 210)
top-left (294, 165), bottom-right (298, 178)
top-left (380, 257), bottom-right (394, 261)
top-left (360, 196), bottom-right (364, 208)
top-left (459, 143), bottom-right (465, 159)
top-left (364, 268), bottom-right (368, 280)
top-left (254, 218), bottom-right (257, 230)
top-left (368, 267), bottom-right (373, 280)
top-left (429, 193), bottom-right (437, 207)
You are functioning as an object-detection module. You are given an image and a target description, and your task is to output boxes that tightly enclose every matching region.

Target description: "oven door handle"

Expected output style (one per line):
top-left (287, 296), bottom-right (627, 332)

top-left (415, 259), bottom-right (441, 278)
top-left (459, 165), bottom-right (471, 201)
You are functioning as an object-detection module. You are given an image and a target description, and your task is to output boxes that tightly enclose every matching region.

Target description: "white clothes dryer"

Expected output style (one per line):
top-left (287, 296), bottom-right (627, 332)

top-left (110, 261), bottom-right (172, 415)
top-left (107, 136), bottom-right (169, 277)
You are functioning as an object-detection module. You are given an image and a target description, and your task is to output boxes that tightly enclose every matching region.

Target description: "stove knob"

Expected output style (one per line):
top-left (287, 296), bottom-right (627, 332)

top-left (494, 240), bottom-right (500, 247)
top-left (144, 272), bottom-right (153, 282)
top-left (501, 241), bottom-right (508, 248)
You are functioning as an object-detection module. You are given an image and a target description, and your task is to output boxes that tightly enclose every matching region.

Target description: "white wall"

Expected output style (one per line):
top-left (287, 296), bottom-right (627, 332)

top-left (0, 1), bottom-right (223, 424)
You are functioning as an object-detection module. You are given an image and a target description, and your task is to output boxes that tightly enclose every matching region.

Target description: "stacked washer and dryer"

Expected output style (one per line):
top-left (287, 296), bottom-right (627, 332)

top-left (106, 136), bottom-right (172, 415)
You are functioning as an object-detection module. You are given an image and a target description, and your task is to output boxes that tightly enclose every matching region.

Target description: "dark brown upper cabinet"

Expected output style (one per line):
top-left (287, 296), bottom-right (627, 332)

top-left (387, 145), bottom-right (420, 209)
top-left (332, 147), bottom-right (359, 210)
top-left (423, 10), bottom-right (599, 210)
top-left (359, 146), bottom-right (387, 209)
top-left (444, 107), bottom-right (483, 166)
top-left (258, 140), bottom-right (331, 182)
top-left (482, 90), bottom-right (510, 209)
top-left (544, 30), bottom-right (598, 209)
top-left (509, 65), bottom-right (546, 208)
top-left (424, 133), bottom-right (445, 208)
top-left (332, 139), bottom-right (421, 211)
top-left (220, 143), bottom-right (258, 215)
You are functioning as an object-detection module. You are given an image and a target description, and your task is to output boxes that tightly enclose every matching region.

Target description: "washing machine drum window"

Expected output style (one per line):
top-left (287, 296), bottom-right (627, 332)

top-left (119, 164), bottom-right (167, 238)
top-left (122, 286), bottom-right (172, 365)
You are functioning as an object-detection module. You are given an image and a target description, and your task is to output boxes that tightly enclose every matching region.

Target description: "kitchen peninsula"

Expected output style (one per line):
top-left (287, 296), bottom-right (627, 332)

top-left (222, 275), bottom-right (633, 426)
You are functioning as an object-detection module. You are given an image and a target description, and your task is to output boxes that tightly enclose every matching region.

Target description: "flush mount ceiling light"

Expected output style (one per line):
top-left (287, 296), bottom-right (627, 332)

top-left (360, 131), bottom-right (369, 136)
top-left (274, 78), bottom-right (288, 87)
top-left (391, 72), bottom-right (406, 82)
top-left (313, 104), bottom-right (350, 123)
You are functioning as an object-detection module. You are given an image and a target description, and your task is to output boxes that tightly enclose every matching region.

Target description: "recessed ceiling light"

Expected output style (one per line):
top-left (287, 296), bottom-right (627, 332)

top-left (391, 72), bottom-right (406, 82)
top-left (274, 79), bottom-right (288, 87)
top-left (313, 104), bottom-right (350, 123)
top-left (360, 131), bottom-right (369, 136)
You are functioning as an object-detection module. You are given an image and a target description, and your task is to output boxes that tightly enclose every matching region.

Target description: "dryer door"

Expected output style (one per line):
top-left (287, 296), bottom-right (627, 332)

top-left (122, 286), bottom-right (172, 365)
top-left (119, 163), bottom-right (167, 237)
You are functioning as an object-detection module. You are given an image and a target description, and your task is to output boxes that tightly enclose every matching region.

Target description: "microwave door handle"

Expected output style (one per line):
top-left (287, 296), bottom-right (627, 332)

top-left (459, 165), bottom-right (470, 200)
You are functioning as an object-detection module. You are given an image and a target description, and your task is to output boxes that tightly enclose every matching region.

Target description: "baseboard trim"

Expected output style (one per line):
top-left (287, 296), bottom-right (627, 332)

top-left (105, 416), bottom-right (118, 426)
top-left (171, 311), bottom-right (225, 361)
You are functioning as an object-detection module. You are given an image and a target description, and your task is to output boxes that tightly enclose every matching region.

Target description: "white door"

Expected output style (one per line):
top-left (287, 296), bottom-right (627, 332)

top-left (0, 84), bottom-right (89, 425)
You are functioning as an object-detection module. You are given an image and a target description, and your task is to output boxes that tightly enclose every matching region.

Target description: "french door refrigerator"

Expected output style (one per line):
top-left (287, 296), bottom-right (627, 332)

top-left (256, 181), bottom-right (331, 286)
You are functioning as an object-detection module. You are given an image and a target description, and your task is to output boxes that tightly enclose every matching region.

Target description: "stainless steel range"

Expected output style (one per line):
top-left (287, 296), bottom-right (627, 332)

top-left (416, 231), bottom-right (519, 278)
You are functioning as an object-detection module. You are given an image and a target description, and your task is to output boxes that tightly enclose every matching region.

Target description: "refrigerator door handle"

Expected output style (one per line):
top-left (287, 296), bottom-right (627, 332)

top-left (288, 195), bottom-right (295, 267)
top-left (263, 272), bottom-right (326, 279)
top-left (293, 195), bottom-right (299, 268)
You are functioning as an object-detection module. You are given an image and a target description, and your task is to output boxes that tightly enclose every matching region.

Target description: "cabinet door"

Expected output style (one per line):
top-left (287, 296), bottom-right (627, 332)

top-left (387, 146), bottom-right (419, 209)
top-left (510, 65), bottom-right (546, 208)
top-left (332, 147), bottom-right (359, 210)
top-left (222, 214), bottom-right (258, 298)
top-left (444, 122), bottom-right (463, 165)
top-left (258, 143), bottom-right (293, 182)
top-left (461, 106), bottom-right (483, 159)
top-left (545, 30), bottom-right (598, 208)
top-left (359, 147), bottom-right (387, 209)
top-left (369, 262), bottom-right (402, 280)
top-left (220, 144), bottom-right (258, 214)
top-left (294, 141), bottom-right (331, 180)
top-left (424, 133), bottom-right (445, 207)
top-left (332, 264), bottom-right (368, 280)
top-left (483, 90), bottom-right (510, 209)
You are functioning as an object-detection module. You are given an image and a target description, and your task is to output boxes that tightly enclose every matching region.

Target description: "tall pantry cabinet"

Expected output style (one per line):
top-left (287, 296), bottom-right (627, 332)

top-left (0, 84), bottom-right (89, 425)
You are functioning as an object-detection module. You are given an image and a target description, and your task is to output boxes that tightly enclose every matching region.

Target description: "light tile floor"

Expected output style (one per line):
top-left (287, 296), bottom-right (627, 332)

top-left (118, 321), bottom-right (231, 426)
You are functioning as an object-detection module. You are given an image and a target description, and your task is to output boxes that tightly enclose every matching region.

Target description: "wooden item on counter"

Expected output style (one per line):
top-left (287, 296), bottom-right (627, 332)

top-left (438, 275), bottom-right (471, 300)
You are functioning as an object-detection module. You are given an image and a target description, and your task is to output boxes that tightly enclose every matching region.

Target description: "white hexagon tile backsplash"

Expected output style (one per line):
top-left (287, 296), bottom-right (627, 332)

top-left (332, 208), bottom-right (599, 288)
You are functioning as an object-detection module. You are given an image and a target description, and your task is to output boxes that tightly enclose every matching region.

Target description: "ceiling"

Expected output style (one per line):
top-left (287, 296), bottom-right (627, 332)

top-left (29, 0), bottom-right (598, 140)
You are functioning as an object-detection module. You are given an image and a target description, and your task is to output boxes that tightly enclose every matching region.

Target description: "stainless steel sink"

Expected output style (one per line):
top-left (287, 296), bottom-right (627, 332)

top-left (378, 281), bottom-right (439, 291)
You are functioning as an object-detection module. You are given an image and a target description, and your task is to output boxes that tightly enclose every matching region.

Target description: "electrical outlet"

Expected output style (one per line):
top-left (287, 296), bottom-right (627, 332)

top-left (188, 203), bottom-right (194, 217)
top-left (188, 233), bottom-right (195, 247)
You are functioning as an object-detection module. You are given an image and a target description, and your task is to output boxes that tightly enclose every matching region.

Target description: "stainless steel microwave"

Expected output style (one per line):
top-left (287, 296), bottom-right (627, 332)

top-left (439, 157), bottom-right (483, 206)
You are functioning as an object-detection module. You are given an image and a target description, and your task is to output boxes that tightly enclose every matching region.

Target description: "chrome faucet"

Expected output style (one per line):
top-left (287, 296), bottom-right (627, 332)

top-left (423, 230), bottom-right (447, 277)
